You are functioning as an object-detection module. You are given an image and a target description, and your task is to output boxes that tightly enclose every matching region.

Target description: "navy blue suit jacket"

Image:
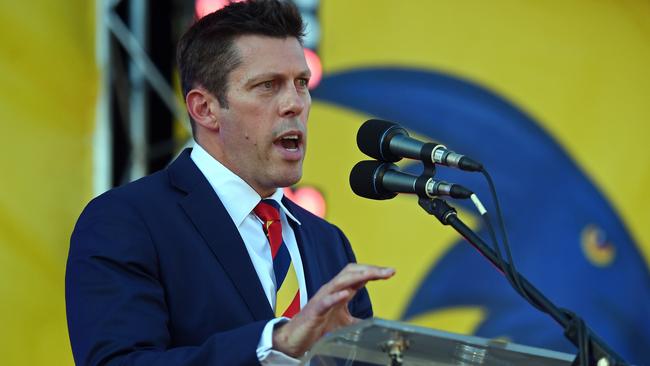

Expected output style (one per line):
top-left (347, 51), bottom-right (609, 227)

top-left (65, 149), bottom-right (372, 365)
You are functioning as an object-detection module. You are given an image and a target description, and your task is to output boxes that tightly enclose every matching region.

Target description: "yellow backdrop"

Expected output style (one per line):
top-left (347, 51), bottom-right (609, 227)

top-left (0, 0), bottom-right (648, 364)
top-left (303, 0), bottom-right (650, 333)
top-left (0, 1), bottom-right (95, 365)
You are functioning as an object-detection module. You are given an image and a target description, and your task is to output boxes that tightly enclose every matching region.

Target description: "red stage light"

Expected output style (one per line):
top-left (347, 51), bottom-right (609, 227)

top-left (283, 186), bottom-right (326, 218)
top-left (195, 0), bottom-right (243, 19)
top-left (303, 48), bottom-right (322, 90)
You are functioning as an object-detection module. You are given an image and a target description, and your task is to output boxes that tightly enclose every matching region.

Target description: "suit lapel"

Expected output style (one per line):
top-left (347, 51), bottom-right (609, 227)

top-left (168, 149), bottom-right (274, 321)
top-left (284, 198), bottom-right (324, 300)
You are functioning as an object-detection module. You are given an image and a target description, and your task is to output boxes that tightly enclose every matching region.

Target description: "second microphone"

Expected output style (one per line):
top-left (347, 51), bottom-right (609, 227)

top-left (350, 160), bottom-right (473, 200)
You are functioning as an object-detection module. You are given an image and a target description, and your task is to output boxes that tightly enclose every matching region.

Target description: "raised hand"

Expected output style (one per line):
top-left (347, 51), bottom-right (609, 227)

top-left (272, 263), bottom-right (395, 357)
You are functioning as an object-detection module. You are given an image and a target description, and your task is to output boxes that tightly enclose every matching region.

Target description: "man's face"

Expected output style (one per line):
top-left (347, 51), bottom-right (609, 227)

top-left (213, 35), bottom-right (311, 197)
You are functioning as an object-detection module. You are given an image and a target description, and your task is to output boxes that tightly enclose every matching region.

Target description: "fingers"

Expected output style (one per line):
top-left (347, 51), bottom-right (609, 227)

top-left (324, 264), bottom-right (395, 294)
top-left (273, 289), bottom-right (356, 357)
top-left (311, 289), bottom-right (350, 316)
top-left (306, 265), bottom-right (394, 315)
top-left (349, 316), bottom-right (362, 325)
top-left (272, 264), bottom-right (395, 357)
top-left (308, 264), bottom-right (394, 316)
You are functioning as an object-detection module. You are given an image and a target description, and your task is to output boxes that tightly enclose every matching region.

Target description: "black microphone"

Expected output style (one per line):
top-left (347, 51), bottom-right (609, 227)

top-left (356, 119), bottom-right (483, 171)
top-left (349, 160), bottom-right (473, 200)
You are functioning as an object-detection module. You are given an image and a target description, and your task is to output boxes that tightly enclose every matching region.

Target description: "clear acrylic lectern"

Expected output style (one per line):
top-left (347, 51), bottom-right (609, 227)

top-left (301, 318), bottom-right (575, 365)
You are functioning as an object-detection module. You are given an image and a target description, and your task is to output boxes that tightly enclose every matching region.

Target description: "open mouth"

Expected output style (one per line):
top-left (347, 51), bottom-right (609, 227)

top-left (275, 133), bottom-right (302, 152)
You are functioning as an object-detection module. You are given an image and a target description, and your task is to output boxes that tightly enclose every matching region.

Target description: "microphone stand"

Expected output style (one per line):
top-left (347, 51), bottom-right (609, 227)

top-left (418, 197), bottom-right (628, 366)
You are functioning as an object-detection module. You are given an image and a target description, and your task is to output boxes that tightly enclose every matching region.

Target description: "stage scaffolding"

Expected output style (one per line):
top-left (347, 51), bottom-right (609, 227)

top-left (95, 0), bottom-right (192, 194)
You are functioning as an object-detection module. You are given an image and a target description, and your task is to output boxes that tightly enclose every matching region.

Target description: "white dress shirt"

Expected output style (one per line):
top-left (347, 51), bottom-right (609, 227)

top-left (190, 143), bottom-right (305, 364)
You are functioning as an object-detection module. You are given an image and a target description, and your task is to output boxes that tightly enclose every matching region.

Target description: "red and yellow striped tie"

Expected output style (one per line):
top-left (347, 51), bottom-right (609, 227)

top-left (254, 200), bottom-right (300, 318)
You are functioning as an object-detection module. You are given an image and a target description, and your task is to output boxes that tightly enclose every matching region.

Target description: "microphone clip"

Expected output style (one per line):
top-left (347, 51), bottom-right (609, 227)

top-left (420, 158), bottom-right (436, 180)
top-left (418, 197), bottom-right (457, 225)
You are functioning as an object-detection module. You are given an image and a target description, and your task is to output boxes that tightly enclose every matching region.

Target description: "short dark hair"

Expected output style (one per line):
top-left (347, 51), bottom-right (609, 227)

top-left (177, 0), bottom-right (305, 116)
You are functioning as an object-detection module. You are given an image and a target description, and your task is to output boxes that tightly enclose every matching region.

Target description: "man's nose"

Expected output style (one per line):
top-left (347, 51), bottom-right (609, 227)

top-left (279, 85), bottom-right (308, 118)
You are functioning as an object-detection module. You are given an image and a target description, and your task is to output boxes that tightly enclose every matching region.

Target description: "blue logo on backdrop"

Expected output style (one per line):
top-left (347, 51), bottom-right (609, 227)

top-left (313, 67), bottom-right (650, 364)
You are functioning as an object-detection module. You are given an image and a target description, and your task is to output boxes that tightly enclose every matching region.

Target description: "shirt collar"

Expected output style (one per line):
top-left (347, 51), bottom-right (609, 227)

top-left (190, 142), bottom-right (301, 227)
top-left (267, 188), bottom-right (301, 225)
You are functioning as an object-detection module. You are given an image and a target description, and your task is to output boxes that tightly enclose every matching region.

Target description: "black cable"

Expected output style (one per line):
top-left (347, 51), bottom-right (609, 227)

top-left (480, 211), bottom-right (521, 295)
top-left (562, 309), bottom-right (590, 366)
top-left (480, 168), bottom-right (604, 364)
top-left (421, 196), bottom-right (626, 365)
top-left (480, 168), bottom-right (542, 310)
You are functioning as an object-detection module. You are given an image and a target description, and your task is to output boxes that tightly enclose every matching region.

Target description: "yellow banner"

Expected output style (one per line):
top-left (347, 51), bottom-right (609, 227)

top-left (0, 1), bottom-right (96, 365)
top-left (303, 0), bottom-right (650, 363)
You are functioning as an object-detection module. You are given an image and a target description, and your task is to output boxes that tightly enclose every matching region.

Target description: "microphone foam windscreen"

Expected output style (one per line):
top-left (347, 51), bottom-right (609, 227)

top-left (356, 119), bottom-right (403, 162)
top-left (349, 160), bottom-right (397, 200)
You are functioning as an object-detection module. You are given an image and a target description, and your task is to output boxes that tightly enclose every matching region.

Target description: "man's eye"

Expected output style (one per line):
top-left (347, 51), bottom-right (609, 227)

top-left (262, 81), bottom-right (273, 89)
top-left (297, 79), bottom-right (309, 88)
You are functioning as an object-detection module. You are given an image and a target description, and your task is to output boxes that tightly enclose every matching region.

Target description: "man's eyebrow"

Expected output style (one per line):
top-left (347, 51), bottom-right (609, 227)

top-left (245, 69), bottom-right (312, 86)
top-left (245, 73), bottom-right (280, 86)
top-left (297, 69), bottom-right (312, 78)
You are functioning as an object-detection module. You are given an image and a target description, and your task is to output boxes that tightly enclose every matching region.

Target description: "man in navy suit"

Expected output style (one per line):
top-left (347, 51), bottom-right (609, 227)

top-left (65, 1), bottom-right (394, 365)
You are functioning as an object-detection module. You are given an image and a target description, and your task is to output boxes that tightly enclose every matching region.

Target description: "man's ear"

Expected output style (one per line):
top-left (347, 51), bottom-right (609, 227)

top-left (186, 88), bottom-right (221, 131)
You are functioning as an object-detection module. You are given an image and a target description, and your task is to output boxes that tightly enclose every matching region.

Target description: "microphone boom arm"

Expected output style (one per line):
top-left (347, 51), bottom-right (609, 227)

top-left (418, 197), bottom-right (628, 366)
